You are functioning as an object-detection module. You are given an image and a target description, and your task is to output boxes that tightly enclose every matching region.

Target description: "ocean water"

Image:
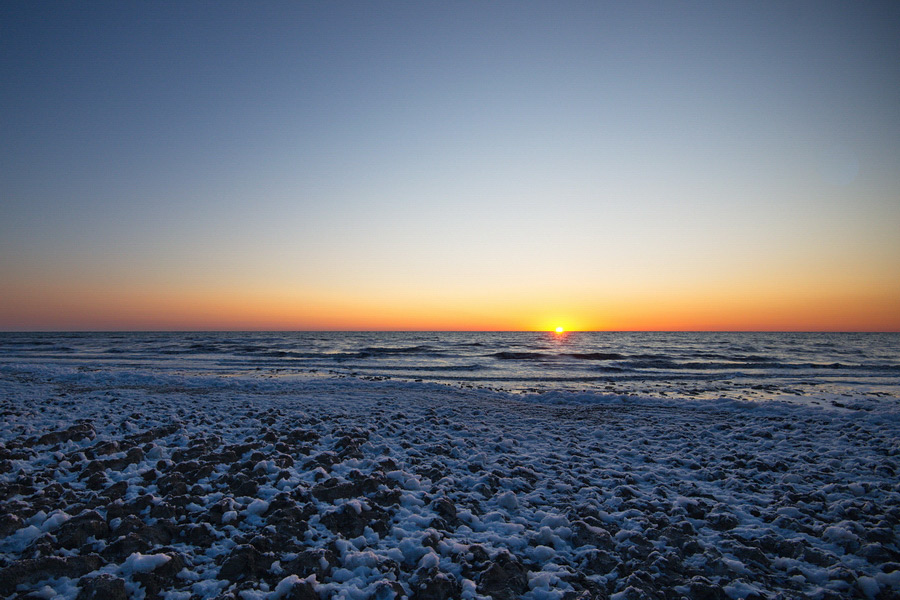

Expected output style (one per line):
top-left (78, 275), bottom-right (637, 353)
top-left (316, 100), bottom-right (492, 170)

top-left (1, 331), bottom-right (898, 409)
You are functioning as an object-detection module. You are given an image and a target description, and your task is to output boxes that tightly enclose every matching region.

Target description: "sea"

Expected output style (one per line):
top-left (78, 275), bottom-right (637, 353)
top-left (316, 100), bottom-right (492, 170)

top-left (1, 331), bottom-right (898, 410)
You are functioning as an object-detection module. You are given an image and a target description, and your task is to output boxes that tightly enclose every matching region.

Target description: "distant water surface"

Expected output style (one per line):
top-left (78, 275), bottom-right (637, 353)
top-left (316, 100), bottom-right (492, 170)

top-left (1, 331), bottom-right (898, 408)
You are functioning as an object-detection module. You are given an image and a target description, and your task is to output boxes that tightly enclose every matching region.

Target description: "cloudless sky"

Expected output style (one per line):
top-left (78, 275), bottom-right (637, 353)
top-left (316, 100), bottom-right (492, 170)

top-left (2, 1), bottom-right (899, 331)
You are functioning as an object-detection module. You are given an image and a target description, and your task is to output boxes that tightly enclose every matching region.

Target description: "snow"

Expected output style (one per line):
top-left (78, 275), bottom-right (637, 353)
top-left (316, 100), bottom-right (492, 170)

top-left (497, 490), bottom-right (519, 510)
top-left (122, 552), bottom-right (172, 574)
top-left (0, 354), bottom-right (898, 599)
top-left (40, 511), bottom-right (70, 532)
top-left (858, 576), bottom-right (880, 598)
top-left (246, 499), bottom-right (270, 516)
top-left (723, 580), bottom-right (762, 599)
top-left (271, 575), bottom-right (303, 598)
top-left (2, 525), bottom-right (43, 553)
top-left (28, 585), bottom-right (57, 599)
top-left (222, 510), bottom-right (238, 524)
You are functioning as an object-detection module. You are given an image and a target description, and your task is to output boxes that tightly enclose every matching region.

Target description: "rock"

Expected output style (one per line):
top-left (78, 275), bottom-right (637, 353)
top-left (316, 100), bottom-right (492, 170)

top-left (320, 503), bottom-right (390, 537)
top-left (273, 453), bottom-right (295, 468)
top-left (683, 499), bottom-right (709, 519)
top-left (863, 541), bottom-right (900, 563)
top-left (303, 451), bottom-right (340, 472)
top-left (126, 425), bottom-right (179, 445)
top-left (286, 428), bottom-right (319, 444)
top-left (208, 497), bottom-right (239, 525)
top-left (37, 422), bottom-right (95, 445)
top-left (413, 569), bottom-right (460, 600)
top-left (609, 586), bottom-right (648, 600)
top-left (268, 505), bottom-right (315, 538)
top-left (102, 532), bottom-right (152, 560)
top-left (278, 579), bottom-right (319, 600)
top-left (56, 510), bottom-right (109, 548)
top-left (727, 543), bottom-right (770, 568)
top-left (477, 552), bottom-right (528, 600)
top-left (864, 526), bottom-right (894, 544)
top-left (432, 497), bottom-right (457, 521)
top-left (218, 544), bottom-right (273, 582)
top-left (378, 458), bottom-right (399, 471)
top-left (311, 476), bottom-right (379, 502)
top-left (758, 535), bottom-right (804, 559)
top-left (175, 460), bottom-right (214, 482)
top-left (112, 514), bottom-right (145, 536)
top-left (264, 492), bottom-right (295, 514)
top-left (157, 473), bottom-right (188, 496)
top-left (464, 544), bottom-right (491, 570)
top-left (143, 520), bottom-right (177, 546)
top-left (124, 446), bottom-right (145, 465)
top-left (566, 575), bottom-right (610, 600)
top-left (0, 513), bottom-right (23, 537)
top-left (372, 580), bottom-right (407, 600)
top-left (686, 575), bottom-right (730, 600)
top-left (282, 548), bottom-right (335, 580)
top-left (623, 570), bottom-right (656, 593)
top-left (101, 481), bottom-right (129, 500)
top-left (233, 477), bottom-right (259, 497)
top-left (86, 441), bottom-right (120, 458)
top-left (26, 532), bottom-right (59, 558)
top-left (133, 553), bottom-right (186, 600)
top-left (248, 534), bottom-right (275, 553)
top-left (158, 553), bottom-right (186, 579)
top-left (83, 470), bottom-right (108, 490)
top-left (179, 522), bottom-right (219, 546)
top-left (571, 520), bottom-right (615, 549)
top-left (580, 549), bottom-right (618, 574)
top-left (0, 555), bottom-right (104, 595)
top-left (76, 574), bottom-right (127, 600)
top-left (149, 502), bottom-right (176, 519)
top-left (707, 512), bottom-right (740, 531)
top-left (370, 488), bottom-right (403, 508)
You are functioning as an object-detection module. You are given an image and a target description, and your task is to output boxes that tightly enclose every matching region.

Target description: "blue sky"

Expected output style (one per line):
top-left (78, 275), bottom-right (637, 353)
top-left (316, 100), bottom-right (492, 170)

top-left (2, 1), bottom-right (899, 330)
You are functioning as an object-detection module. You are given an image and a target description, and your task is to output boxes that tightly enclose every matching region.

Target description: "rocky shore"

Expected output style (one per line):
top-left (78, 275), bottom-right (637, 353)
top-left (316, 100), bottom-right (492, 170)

top-left (1, 371), bottom-right (898, 599)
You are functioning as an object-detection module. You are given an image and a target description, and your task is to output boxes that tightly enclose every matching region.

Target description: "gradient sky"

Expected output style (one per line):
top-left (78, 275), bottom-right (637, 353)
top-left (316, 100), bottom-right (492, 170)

top-left (2, 1), bottom-right (899, 331)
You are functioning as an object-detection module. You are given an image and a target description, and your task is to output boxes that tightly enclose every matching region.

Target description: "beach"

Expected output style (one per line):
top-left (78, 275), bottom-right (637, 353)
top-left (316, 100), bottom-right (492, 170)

top-left (1, 359), bottom-right (898, 600)
top-left (5, 1), bottom-right (900, 597)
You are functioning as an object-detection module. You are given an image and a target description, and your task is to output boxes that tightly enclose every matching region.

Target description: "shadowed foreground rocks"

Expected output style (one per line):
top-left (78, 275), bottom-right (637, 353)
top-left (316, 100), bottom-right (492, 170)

top-left (1, 374), bottom-right (899, 599)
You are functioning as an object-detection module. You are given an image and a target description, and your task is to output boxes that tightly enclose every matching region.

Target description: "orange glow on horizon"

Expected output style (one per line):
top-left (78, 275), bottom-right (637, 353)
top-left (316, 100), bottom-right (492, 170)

top-left (1, 287), bottom-right (899, 332)
top-left (1, 268), bottom-right (899, 332)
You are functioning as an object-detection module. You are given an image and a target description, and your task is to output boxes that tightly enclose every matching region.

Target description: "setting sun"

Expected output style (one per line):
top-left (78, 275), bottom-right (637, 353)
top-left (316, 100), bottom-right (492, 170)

top-left (555, 326), bottom-right (564, 333)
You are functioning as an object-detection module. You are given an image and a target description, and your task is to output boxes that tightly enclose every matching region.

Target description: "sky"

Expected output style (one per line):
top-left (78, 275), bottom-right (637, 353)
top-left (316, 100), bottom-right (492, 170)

top-left (2, 1), bottom-right (899, 331)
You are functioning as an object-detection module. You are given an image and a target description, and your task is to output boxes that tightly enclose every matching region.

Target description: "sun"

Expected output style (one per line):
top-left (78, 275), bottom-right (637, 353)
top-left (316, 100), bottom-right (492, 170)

top-left (555, 326), bottom-right (565, 333)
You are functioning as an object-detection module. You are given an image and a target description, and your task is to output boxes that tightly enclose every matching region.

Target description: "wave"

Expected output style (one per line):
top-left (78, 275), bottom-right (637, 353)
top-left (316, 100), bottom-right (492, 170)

top-left (619, 359), bottom-right (900, 372)
top-left (159, 342), bottom-right (229, 355)
top-left (490, 351), bottom-right (548, 360)
top-left (360, 345), bottom-right (440, 355)
top-left (2, 332), bottom-right (897, 410)
top-left (563, 352), bottom-right (625, 360)
top-left (346, 364), bottom-right (485, 373)
top-left (687, 352), bottom-right (776, 363)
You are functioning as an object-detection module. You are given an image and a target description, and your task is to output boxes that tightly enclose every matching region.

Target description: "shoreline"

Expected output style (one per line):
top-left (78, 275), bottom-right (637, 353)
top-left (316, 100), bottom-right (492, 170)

top-left (1, 372), bottom-right (898, 599)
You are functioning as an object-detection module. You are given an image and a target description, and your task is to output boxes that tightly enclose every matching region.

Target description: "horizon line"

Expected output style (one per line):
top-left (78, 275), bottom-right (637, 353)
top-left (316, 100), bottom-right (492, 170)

top-left (1, 329), bottom-right (898, 334)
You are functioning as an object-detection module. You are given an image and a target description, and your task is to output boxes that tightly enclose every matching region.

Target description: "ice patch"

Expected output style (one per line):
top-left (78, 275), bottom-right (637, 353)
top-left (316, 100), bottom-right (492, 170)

top-left (40, 510), bottom-right (70, 532)
top-left (271, 574), bottom-right (314, 599)
top-left (122, 552), bottom-right (172, 574)
top-left (724, 581), bottom-right (762, 599)
top-left (497, 491), bottom-right (519, 510)
top-left (2, 525), bottom-right (42, 553)
top-left (246, 499), bottom-right (269, 516)
top-left (858, 576), bottom-right (880, 598)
